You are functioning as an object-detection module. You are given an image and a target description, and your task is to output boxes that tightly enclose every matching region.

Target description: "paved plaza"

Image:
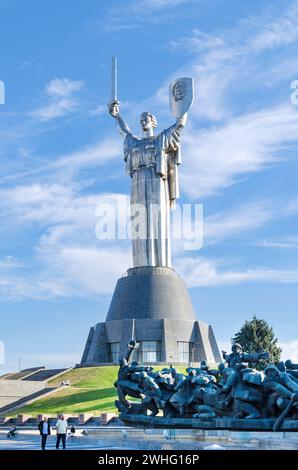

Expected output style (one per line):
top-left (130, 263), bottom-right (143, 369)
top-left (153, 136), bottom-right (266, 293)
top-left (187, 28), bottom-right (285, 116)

top-left (1, 428), bottom-right (298, 451)
top-left (0, 430), bottom-right (137, 451)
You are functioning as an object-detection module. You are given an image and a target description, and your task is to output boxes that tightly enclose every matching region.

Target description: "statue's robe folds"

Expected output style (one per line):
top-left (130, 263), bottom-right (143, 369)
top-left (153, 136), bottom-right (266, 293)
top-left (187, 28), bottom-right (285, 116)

top-left (124, 124), bottom-right (181, 268)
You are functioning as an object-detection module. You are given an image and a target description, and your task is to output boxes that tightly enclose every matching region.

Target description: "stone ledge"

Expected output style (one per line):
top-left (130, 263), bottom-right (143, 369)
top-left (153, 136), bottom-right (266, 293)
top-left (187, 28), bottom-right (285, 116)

top-left (120, 413), bottom-right (298, 431)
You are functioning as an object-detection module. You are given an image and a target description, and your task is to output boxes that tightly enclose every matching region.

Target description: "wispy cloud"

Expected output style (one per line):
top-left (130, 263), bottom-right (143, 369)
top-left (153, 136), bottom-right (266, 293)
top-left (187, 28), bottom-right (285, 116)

top-left (257, 236), bottom-right (298, 249)
top-left (0, 183), bottom-right (131, 299)
top-left (204, 201), bottom-right (275, 245)
top-left (248, 3), bottom-right (298, 51)
top-left (181, 105), bottom-right (298, 198)
top-left (96, 0), bottom-right (192, 32)
top-left (2, 1), bottom-right (298, 303)
top-left (29, 78), bottom-right (84, 121)
top-left (50, 137), bottom-right (122, 174)
top-left (175, 256), bottom-right (298, 288)
top-left (170, 28), bottom-right (226, 53)
top-left (0, 256), bottom-right (24, 270)
top-left (279, 340), bottom-right (298, 362)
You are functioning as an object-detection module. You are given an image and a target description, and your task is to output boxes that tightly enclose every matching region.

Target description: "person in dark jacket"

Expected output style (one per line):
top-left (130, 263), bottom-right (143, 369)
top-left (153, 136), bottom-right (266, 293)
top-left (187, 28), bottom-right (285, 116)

top-left (38, 417), bottom-right (51, 450)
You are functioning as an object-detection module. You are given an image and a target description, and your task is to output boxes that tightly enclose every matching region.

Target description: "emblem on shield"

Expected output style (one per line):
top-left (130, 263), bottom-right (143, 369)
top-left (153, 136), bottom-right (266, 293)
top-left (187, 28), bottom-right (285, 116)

top-left (169, 77), bottom-right (194, 118)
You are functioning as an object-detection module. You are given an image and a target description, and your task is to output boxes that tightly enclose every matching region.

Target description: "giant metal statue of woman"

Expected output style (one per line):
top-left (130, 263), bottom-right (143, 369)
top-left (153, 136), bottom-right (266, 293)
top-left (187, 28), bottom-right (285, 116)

top-left (108, 58), bottom-right (193, 268)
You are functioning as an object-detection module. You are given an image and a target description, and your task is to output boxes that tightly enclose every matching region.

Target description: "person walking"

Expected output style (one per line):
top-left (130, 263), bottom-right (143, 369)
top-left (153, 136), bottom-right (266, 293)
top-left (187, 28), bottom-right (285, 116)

top-left (55, 414), bottom-right (68, 450)
top-left (38, 417), bottom-right (51, 450)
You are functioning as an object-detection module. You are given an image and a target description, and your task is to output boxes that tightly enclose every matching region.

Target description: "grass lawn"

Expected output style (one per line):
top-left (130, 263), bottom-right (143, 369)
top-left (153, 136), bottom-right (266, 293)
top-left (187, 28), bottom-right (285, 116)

top-left (48, 366), bottom-right (118, 388)
top-left (13, 367), bottom-right (118, 416)
top-left (12, 364), bottom-right (188, 417)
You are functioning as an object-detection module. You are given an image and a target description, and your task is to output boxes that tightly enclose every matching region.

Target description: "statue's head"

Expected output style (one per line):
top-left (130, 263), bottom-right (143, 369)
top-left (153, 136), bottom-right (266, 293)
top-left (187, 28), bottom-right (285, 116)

top-left (285, 359), bottom-right (293, 369)
top-left (264, 364), bottom-right (281, 379)
top-left (218, 362), bottom-right (225, 372)
top-left (232, 343), bottom-right (242, 354)
top-left (140, 112), bottom-right (157, 131)
top-left (200, 360), bottom-right (208, 370)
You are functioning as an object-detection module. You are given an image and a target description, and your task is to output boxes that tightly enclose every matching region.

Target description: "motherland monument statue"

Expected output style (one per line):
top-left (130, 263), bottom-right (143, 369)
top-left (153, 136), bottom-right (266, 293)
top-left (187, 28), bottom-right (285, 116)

top-left (108, 57), bottom-right (193, 268)
top-left (81, 58), bottom-right (221, 366)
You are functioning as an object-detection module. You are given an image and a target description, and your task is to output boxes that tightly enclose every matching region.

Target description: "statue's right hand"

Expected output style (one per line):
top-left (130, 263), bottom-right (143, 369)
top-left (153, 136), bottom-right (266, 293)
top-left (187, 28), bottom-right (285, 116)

top-left (108, 101), bottom-right (119, 117)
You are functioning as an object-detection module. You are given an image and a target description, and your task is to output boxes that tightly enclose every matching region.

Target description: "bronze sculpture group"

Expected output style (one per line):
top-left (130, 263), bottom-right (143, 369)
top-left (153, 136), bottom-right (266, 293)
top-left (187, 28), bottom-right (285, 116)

top-left (114, 341), bottom-right (298, 431)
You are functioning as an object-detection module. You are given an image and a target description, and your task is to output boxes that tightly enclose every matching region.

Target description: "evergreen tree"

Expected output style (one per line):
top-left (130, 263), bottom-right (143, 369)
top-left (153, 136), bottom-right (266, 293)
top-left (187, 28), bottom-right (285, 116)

top-left (232, 315), bottom-right (281, 368)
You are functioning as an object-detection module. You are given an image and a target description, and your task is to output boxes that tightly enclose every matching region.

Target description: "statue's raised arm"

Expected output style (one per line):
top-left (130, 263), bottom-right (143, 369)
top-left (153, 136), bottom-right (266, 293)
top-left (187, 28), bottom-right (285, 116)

top-left (108, 100), bottom-right (131, 136)
top-left (108, 57), bottom-right (131, 137)
top-left (176, 112), bottom-right (188, 131)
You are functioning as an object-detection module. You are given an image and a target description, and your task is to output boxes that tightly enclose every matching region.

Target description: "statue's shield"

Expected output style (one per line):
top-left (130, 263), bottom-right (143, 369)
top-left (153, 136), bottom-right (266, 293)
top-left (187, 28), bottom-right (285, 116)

top-left (169, 77), bottom-right (194, 117)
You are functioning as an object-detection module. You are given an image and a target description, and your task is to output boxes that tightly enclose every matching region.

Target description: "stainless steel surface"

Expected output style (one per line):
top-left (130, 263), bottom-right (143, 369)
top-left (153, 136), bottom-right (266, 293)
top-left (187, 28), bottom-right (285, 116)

top-left (111, 56), bottom-right (117, 102)
top-left (169, 77), bottom-right (194, 118)
top-left (108, 70), bottom-right (194, 268)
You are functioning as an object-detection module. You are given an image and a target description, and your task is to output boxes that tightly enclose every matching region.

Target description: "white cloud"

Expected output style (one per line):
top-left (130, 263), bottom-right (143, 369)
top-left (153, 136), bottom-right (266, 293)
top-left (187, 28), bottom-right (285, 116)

top-left (0, 183), bottom-right (128, 233)
top-left (170, 28), bottom-right (226, 53)
top-left (0, 245), bottom-right (131, 300)
top-left (99, 0), bottom-right (191, 32)
top-left (0, 256), bottom-right (24, 270)
top-left (29, 78), bottom-right (83, 121)
top-left (0, 183), bottom-right (131, 299)
top-left (38, 245), bottom-right (131, 297)
top-left (257, 236), bottom-right (298, 249)
top-left (1, 179), bottom-right (298, 299)
top-left (174, 256), bottom-right (298, 288)
top-left (50, 137), bottom-right (122, 173)
top-left (181, 105), bottom-right (298, 198)
top-left (45, 78), bottom-right (83, 98)
top-left (201, 197), bottom-right (298, 247)
top-left (279, 340), bottom-right (298, 362)
top-left (2, 3), bottom-right (298, 303)
top-left (285, 199), bottom-right (298, 215)
top-left (89, 104), bottom-right (107, 116)
top-left (249, 3), bottom-right (298, 51)
top-left (204, 201), bottom-right (275, 245)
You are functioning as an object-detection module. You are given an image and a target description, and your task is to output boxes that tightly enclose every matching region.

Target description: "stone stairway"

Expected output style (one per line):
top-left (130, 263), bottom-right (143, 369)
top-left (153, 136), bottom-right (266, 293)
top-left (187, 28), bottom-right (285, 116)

top-left (22, 369), bottom-right (67, 382)
top-left (2, 368), bottom-right (45, 381)
top-left (0, 387), bottom-right (56, 415)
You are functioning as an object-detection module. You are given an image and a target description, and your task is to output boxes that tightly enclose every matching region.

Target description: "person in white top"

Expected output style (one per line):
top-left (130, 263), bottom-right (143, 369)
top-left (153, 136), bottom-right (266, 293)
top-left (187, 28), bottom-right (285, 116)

top-left (55, 414), bottom-right (68, 450)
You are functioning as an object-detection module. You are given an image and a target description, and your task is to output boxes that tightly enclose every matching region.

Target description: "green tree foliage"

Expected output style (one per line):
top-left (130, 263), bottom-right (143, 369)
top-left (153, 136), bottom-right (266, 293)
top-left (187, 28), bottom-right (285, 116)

top-left (232, 316), bottom-right (281, 368)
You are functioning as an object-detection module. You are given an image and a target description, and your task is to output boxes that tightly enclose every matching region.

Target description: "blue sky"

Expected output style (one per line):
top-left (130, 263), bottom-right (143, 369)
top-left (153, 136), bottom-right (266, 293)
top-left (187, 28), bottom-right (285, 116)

top-left (1, 0), bottom-right (298, 372)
